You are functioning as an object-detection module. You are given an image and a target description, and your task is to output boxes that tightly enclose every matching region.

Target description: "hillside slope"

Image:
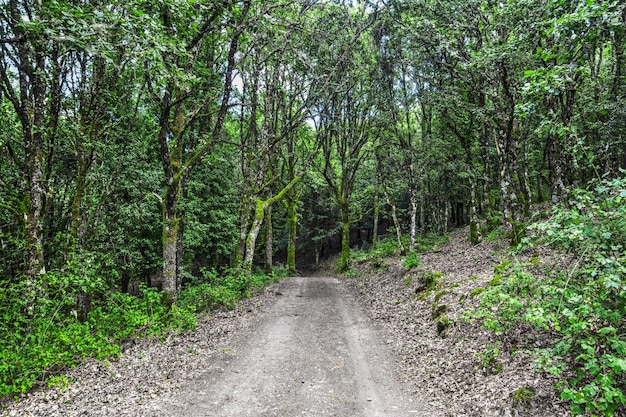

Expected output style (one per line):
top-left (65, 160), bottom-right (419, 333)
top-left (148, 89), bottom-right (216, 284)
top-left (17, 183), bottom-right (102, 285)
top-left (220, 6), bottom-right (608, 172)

top-left (345, 228), bottom-right (570, 416)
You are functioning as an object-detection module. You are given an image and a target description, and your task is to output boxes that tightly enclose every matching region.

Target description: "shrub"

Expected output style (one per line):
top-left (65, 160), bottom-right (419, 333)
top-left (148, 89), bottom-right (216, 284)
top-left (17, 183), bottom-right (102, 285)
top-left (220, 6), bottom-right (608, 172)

top-left (473, 176), bottom-right (626, 416)
top-left (403, 251), bottom-right (421, 269)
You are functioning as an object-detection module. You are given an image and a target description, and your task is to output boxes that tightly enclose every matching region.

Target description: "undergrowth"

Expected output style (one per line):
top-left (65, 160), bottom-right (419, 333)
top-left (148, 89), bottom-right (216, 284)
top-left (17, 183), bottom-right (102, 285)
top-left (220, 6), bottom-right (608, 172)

top-left (351, 233), bottom-right (449, 263)
top-left (472, 175), bottom-right (626, 416)
top-left (0, 263), bottom-right (285, 399)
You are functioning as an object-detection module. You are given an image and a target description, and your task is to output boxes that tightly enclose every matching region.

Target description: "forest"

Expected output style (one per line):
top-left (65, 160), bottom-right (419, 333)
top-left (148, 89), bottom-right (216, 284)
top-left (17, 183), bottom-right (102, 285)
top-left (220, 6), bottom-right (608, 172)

top-left (1, 0), bottom-right (625, 414)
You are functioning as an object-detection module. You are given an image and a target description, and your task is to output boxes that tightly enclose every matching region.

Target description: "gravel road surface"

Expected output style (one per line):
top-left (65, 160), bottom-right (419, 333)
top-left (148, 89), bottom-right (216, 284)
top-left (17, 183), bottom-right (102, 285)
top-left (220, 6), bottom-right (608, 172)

top-left (154, 276), bottom-right (427, 416)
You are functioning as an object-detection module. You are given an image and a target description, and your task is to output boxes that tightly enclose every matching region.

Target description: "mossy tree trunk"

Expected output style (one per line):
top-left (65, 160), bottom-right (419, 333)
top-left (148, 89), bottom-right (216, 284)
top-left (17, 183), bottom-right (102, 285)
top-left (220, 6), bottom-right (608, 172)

top-left (285, 189), bottom-right (298, 275)
top-left (1, 1), bottom-right (53, 289)
top-left (339, 198), bottom-right (350, 272)
top-left (243, 177), bottom-right (300, 276)
top-left (264, 204), bottom-right (273, 274)
top-left (153, 1), bottom-right (250, 300)
top-left (162, 201), bottom-right (179, 297)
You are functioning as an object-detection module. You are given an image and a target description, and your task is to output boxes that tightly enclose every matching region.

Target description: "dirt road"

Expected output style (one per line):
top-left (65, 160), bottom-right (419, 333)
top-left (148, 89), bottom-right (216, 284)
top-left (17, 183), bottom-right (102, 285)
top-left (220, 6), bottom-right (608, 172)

top-left (155, 277), bottom-right (426, 416)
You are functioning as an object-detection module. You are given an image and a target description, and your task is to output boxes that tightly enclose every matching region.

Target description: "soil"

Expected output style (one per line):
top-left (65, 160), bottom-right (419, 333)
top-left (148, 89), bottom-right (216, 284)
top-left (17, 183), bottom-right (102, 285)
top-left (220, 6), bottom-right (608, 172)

top-left (344, 228), bottom-right (571, 417)
top-left (1, 228), bottom-right (572, 416)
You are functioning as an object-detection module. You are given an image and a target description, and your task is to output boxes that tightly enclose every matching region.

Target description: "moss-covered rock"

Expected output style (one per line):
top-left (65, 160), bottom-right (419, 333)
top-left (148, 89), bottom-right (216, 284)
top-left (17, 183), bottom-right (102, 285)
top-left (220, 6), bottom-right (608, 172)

top-left (413, 271), bottom-right (444, 297)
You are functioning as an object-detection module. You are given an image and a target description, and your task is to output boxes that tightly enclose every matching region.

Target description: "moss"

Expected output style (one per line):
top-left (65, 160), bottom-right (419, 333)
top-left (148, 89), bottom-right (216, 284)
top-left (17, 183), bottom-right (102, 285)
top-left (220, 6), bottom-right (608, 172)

top-left (434, 289), bottom-right (449, 303)
top-left (470, 221), bottom-right (480, 244)
top-left (415, 272), bottom-right (444, 300)
top-left (488, 275), bottom-right (502, 286)
top-left (512, 387), bottom-right (535, 407)
top-left (436, 315), bottom-right (451, 336)
top-left (431, 303), bottom-right (447, 319)
top-left (495, 362), bottom-right (503, 374)
top-left (469, 275), bottom-right (478, 281)
top-left (404, 274), bottom-right (414, 286)
top-left (458, 294), bottom-right (467, 303)
top-left (414, 271), bottom-right (445, 300)
top-left (469, 287), bottom-right (484, 298)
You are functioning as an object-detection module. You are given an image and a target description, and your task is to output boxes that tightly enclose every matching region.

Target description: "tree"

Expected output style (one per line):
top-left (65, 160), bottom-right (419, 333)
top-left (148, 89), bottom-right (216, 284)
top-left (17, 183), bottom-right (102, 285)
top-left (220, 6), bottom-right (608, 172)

top-left (136, 0), bottom-right (251, 299)
top-left (0, 0), bottom-right (57, 283)
top-left (317, 72), bottom-right (376, 272)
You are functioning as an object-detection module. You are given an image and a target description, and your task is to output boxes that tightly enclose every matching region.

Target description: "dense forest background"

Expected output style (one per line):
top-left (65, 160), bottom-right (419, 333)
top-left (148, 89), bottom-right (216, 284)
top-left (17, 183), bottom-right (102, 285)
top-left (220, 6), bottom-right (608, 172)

top-left (1, 0), bottom-right (625, 411)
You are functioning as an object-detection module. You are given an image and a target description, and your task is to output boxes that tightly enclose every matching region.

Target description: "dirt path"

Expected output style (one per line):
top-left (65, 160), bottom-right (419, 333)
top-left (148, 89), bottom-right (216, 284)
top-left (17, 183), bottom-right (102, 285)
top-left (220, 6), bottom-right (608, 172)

top-left (1, 276), bottom-right (429, 417)
top-left (151, 276), bottom-right (426, 416)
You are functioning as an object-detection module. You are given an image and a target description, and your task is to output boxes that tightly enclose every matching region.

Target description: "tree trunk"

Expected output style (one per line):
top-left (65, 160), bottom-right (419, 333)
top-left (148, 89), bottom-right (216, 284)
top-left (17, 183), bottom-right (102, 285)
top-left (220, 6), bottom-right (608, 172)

top-left (264, 204), bottom-right (273, 274)
top-left (25, 133), bottom-right (46, 280)
top-left (339, 200), bottom-right (350, 272)
top-left (176, 205), bottom-right (185, 294)
top-left (469, 176), bottom-right (481, 244)
top-left (408, 183), bottom-right (418, 252)
top-left (242, 176), bottom-right (300, 276)
top-left (498, 156), bottom-right (515, 236)
top-left (244, 201), bottom-right (265, 276)
top-left (25, 42), bottom-right (47, 282)
top-left (286, 191), bottom-right (297, 275)
top-left (162, 201), bottom-right (179, 299)
top-left (236, 197), bottom-right (252, 266)
top-left (372, 173), bottom-right (379, 248)
top-left (383, 188), bottom-right (405, 255)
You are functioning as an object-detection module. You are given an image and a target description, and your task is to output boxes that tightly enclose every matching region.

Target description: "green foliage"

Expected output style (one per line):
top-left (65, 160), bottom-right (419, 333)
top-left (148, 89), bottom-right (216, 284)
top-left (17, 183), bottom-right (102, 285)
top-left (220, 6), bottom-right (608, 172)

top-left (178, 267), bottom-right (285, 313)
top-left (476, 342), bottom-right (503, 375)
top-left (352, 233), bottom-right (448, 264)
top-left (434, 289), bottom-right (449, 304)
top-left (403, 251), bottom-right (421, 269)
top-left (0, 260), bottom-right (285, 398)
top-left (372, 236), bottom-right (403, 258)
top-left (0, 276), bottom-right (196, 398)
top-left (416, 233), bottom-right (450, 252)
top-left (351, 236), bottom-right (399, 261)
top-left (512, 387), bottom-right (535, 407)
top-left (415, 271), bottom-right (444, 300)
top-left (183, 153), bottom-right (240, 271)
top-left (473, 177), bottom-right (626, 415)
top-left (469, 287), bottom-right (485, 298)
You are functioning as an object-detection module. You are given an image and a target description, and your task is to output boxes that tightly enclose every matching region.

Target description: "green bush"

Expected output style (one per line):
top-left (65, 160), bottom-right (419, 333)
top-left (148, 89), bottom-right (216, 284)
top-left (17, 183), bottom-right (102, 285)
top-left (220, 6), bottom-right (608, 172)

top-left (473, 176), bottom-right (626, 416)
top-left (403, 251), bottom-right (421, 269)
top-left (0, 261), bottom-right (286, 399)
top-left (0, 276), bottom-right (196, 398)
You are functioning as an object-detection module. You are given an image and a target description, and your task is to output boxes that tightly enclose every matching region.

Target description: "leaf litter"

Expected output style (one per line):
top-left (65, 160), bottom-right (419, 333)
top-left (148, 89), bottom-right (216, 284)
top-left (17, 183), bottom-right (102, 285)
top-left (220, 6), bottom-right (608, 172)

top-left (1, 227), bottom-right (572, 417)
